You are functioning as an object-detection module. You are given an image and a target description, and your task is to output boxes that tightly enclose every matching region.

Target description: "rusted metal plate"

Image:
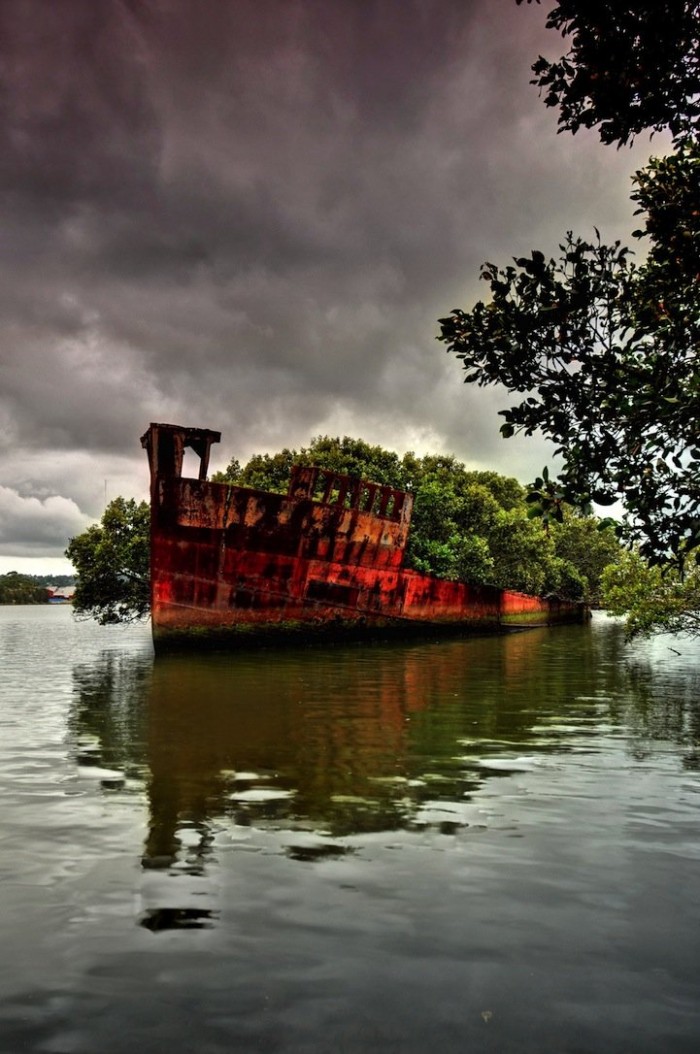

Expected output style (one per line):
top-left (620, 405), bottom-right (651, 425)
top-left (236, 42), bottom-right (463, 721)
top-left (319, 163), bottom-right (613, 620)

top-left (142, 423), bottom-right (587, 649)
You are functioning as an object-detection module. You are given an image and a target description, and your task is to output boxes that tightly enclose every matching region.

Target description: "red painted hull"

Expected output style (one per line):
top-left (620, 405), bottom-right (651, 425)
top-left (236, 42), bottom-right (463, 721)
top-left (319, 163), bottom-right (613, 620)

top-left (142, 424), bottom-right (587, 650)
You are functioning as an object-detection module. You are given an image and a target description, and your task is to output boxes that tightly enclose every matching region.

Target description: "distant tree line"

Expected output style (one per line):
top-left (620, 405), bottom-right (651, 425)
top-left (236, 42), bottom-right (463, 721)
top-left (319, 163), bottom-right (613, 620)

top-left (0, 572), bottom-right (51, 605)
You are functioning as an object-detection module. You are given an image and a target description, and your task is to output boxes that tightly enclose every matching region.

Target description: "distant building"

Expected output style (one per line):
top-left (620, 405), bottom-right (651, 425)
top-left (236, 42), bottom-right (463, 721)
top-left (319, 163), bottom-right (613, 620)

top-left (46, 585), bottom-right (76, 604)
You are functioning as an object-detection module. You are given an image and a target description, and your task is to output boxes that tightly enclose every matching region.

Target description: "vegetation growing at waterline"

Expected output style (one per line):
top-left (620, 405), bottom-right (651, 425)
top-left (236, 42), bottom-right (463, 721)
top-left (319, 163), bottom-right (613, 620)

top-left (66, 497), bottom-right (150, 625)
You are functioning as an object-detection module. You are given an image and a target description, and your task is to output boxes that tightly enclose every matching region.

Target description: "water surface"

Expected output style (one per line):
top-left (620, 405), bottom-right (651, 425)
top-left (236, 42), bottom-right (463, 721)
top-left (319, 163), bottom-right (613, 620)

top-left (1, 606), bottom-right (699, 1052)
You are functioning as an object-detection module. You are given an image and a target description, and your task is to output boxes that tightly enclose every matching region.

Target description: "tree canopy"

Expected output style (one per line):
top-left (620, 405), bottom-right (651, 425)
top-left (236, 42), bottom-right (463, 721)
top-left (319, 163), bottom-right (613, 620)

top-left (440, 2), bottom-right (699, 576)
top-left (602, 551), bottom-right (700, 638)
top-left (516, 0), bottom-right (700, 146)
top-left (66, 497), bottom-right (150, 624)
top-left (439, 155), bottom-right (700, 566)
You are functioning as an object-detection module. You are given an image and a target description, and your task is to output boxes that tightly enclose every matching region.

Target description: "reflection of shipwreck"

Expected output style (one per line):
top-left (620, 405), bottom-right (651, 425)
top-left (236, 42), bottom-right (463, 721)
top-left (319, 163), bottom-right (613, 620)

top-left (141, 422), bottom-right (586, 650)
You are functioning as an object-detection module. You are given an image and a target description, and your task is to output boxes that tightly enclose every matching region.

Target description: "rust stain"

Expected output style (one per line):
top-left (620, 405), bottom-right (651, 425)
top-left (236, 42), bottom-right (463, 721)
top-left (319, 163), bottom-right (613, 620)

top-left (141, 423), bottom-right (587, 649)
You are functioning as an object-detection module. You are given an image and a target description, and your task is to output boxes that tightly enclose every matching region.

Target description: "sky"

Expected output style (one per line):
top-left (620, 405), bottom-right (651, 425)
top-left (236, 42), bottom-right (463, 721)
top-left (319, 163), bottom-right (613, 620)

top-left (1, 0), bottom-right (665, 575)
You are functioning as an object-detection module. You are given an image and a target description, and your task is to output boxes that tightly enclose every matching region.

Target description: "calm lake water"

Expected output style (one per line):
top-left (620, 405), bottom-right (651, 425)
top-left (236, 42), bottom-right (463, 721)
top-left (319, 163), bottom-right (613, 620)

top-left (1, 606), bottom-right (699, 1053)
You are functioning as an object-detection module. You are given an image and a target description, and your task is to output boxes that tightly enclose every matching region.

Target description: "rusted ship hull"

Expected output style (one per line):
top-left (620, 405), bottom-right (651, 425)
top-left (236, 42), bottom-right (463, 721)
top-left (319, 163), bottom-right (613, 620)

top-left (142, 424), bottom-right (587, 650)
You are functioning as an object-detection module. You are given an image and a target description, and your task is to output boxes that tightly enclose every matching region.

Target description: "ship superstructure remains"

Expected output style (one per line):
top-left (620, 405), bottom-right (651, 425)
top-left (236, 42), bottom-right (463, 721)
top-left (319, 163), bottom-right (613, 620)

top-left (142, 423), bottom-right (586, 649)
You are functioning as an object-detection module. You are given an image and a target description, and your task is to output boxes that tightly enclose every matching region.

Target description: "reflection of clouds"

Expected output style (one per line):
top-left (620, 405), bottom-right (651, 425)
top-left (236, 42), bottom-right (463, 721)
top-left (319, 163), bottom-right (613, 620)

top-left (69, 651), bottom-right (152, 778)
top-left (609, 637), bottom-right (700, 767)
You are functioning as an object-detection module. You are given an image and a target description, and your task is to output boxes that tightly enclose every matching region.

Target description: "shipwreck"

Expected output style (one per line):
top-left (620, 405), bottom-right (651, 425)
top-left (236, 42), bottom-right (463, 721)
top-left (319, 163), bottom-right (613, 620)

top-left (141, 422), bottom-right (587, 650)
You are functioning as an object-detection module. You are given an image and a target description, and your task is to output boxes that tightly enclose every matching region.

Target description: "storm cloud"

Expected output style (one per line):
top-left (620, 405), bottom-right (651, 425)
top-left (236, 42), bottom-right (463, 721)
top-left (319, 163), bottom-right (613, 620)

top-left (0, 0), bottom-right (661, 569)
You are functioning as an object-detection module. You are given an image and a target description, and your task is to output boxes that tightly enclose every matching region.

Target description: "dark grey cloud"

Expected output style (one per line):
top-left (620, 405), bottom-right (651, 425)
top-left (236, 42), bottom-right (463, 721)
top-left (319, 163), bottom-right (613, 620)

top-left (0, 0), bottom-right (662, 567)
